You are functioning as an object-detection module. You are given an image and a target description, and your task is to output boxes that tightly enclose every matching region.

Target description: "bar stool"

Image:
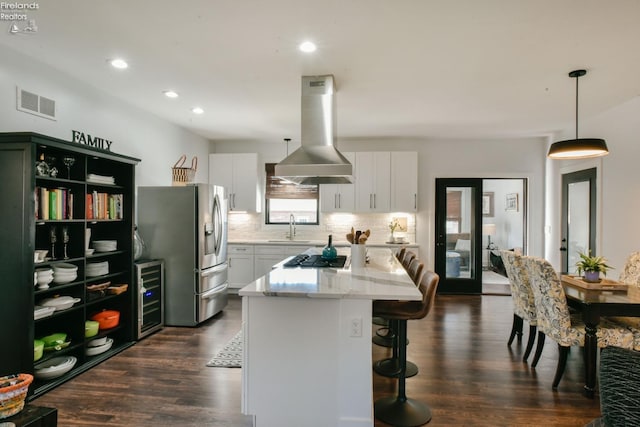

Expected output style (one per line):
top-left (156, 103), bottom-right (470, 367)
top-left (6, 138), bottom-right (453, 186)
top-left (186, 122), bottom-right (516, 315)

top-left (373, 248), bottom-right (407, 327)
top-left (372, 248), bottom-right (424, 348)
top-left (406, 258), bottom-right (425, 284)
top-left (401, 251), bottom-right (417, 270)
top-left (373, 258), bottom-right (425, 377)
top-left (373, 270), bottom-right (440, 427)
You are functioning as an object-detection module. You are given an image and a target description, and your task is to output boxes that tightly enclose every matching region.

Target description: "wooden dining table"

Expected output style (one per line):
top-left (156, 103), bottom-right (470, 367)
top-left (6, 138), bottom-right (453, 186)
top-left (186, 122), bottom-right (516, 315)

top-left (561, 275), bottom-right (640, 397)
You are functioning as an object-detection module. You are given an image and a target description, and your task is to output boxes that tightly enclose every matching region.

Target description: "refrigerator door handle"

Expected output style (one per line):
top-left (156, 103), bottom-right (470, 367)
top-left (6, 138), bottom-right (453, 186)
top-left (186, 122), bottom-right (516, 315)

top-left (212, 193), bottom-right (223, 255)
top-left (199, 262), bottom-right (228, 276)
top-left (201, 283), bottom-right (228, 300)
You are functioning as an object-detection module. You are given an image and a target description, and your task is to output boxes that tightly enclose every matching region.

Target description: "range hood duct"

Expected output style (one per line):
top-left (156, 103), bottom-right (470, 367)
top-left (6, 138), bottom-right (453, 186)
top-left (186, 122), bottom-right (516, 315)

top-left (275, 75), bottom-right (353, 185)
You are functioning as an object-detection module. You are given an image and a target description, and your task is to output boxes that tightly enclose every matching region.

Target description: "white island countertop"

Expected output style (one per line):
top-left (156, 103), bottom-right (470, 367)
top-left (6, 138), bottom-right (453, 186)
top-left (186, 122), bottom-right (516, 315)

top-left (238, 247), bottom-right (421, 301)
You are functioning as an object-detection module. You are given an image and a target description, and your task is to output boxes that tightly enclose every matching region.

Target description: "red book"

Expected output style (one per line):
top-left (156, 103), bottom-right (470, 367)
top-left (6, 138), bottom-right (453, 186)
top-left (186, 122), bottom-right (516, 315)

top-left (86, 193), bottom-right (93, 219)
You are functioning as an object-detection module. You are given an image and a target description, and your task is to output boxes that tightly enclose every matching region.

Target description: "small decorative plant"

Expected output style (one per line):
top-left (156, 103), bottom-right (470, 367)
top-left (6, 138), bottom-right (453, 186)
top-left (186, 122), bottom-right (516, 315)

top-left (576, 251), bottom-right (613, 281)
top-left (388, 219), bottom-right (400, 236)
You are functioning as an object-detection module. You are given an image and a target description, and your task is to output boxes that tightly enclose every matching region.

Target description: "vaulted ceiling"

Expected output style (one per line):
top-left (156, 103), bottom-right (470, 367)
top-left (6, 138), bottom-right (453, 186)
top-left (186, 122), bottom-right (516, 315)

top-left (2, 0), bottom-right (639, 143)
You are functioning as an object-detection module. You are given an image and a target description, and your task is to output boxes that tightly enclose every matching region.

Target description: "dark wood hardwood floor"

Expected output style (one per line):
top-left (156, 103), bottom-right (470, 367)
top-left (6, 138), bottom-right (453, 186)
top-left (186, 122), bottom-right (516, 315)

top-left (33, 294), bottom-right (601, 426)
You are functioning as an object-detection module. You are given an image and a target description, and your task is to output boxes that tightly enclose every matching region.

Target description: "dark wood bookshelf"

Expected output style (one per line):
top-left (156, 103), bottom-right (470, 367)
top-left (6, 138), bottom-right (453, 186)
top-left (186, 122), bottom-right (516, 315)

top-left (0, 132), bottom-right (140, 400)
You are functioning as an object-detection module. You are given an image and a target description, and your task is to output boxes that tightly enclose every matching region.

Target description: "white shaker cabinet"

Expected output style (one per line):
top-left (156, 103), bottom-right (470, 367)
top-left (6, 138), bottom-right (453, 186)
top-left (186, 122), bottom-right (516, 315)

top-left (209, 153), bottom-right (261, 212)
top-left (253, 245), bottom-right (285, 280)
top-left (320, 152), bottom-right (355, 212)
top-left (355, 151), bottom-right (390, 212)
top-left (228, 245), bottom-right (255, 291)
top-left (391, 151), bottom-right (418, 212)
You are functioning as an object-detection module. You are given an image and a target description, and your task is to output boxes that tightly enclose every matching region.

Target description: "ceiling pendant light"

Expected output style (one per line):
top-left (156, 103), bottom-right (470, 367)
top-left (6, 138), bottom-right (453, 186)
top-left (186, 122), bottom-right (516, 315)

top-left (547, 69), bottom-right (609, 160)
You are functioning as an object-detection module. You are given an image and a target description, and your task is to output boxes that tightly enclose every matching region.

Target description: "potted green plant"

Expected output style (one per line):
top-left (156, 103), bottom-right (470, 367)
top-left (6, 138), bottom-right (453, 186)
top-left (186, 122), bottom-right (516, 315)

top-left (576, 251), bottom-right (613, 282)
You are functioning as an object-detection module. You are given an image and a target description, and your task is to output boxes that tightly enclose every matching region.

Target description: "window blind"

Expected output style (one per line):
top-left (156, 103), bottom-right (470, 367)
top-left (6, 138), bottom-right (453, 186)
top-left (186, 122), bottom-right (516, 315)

top-left (265, 163), bottom-right (318, 200)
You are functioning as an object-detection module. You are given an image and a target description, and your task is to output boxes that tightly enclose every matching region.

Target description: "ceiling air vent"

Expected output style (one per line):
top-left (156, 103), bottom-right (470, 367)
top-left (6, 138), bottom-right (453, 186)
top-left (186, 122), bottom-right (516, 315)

top-left (16, 87), bottom-right (57, 121)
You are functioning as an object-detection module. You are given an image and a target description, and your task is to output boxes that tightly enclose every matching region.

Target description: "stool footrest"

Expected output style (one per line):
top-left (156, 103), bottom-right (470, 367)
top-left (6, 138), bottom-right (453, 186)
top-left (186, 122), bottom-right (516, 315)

top-left (372, 334), bottom-right (395, 348)
top-left (373, 358), bottom-right (418, 378)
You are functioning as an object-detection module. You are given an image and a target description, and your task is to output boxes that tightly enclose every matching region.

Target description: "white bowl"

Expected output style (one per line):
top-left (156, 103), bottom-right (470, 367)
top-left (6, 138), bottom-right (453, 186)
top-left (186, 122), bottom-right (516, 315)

top-left (35, 250), bottom-right (49, 261)
top-left (85, 248), bottom-right (95, 256)
top-left (34, 356), bottom-right (77, 380)
top-left (36, 268), bottom-right (53, 275)
top-left (85, 338), bottom-right (113, 356)
top-left (36, 275), bottom-right (54, 286)
top-left (52, 273), bottom-right (78, 284)
top-left (53, 263), bottom-right (78, 272)
top-left (53, 270), bottom-right (77, 277)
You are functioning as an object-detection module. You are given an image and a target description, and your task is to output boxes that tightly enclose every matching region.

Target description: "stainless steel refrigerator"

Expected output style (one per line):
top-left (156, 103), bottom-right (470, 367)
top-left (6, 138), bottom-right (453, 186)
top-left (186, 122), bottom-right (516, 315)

top-left (137, 184), bottom-right (228, 326)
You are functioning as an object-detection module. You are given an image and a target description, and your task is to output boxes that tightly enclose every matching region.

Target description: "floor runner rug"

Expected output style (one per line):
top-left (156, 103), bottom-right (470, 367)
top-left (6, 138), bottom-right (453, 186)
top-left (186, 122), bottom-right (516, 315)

top-left (207, 330), bottom-right (242, 368)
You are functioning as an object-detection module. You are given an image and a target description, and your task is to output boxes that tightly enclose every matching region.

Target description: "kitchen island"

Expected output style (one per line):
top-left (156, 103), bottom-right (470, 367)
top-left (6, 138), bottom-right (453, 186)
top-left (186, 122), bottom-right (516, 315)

top-left (239, 247), bottom-right (421, 427)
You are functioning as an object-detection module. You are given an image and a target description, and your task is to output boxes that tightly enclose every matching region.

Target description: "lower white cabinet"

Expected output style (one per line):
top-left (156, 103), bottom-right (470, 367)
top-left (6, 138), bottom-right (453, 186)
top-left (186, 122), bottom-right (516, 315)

top-left (229, 244), bottom-right (318, 291)
top-left (228, 245), bottom-right (255, 290)
top-left (254, 245), bottom-right (312, 278)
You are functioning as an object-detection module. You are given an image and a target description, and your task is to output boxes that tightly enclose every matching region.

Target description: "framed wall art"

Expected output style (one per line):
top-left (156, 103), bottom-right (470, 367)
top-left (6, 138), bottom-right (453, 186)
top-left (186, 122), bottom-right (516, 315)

top-left (505, 193), bottom-right (519, 212)
top-left (482, 192), bottom-right (494, 217)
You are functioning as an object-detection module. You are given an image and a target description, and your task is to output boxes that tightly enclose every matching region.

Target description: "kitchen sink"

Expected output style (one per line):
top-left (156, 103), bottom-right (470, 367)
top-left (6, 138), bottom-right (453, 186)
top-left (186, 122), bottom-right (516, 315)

top-left (267, 240), bottom-right (311, 243)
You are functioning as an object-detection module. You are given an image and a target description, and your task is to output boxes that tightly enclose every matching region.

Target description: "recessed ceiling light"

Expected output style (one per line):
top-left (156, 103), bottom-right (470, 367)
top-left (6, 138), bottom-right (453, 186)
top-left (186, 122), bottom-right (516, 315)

top-left (192, 107), bottom-right (204, 114)
top-left (163, 90), bottom-right (179, 98)
top-left (299, 41), bottom-right (317, 53)
top-left (110, 58), bottom-right (128, 69)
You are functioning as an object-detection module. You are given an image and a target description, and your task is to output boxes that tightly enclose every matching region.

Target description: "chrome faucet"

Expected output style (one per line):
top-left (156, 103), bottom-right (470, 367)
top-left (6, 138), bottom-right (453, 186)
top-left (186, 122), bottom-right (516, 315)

top-left (288, 213), bottom-right (296, 240)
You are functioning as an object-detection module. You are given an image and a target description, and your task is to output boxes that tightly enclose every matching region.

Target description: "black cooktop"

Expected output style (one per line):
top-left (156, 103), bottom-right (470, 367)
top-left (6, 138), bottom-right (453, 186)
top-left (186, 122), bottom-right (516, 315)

top-left (283, 254), bottom-right (347, 268)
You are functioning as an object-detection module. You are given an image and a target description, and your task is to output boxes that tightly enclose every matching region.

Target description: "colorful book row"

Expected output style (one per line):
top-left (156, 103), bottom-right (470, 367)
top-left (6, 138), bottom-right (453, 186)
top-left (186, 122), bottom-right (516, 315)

top-left (35, 187), bottom-right (74, 220)
top-left (86, 192), bottom-right (124, 220)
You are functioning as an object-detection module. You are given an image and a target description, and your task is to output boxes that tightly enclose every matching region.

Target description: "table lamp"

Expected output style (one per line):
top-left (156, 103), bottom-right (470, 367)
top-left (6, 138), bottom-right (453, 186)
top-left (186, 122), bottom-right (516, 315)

top-left (482, 223), bottom-right (496, 249)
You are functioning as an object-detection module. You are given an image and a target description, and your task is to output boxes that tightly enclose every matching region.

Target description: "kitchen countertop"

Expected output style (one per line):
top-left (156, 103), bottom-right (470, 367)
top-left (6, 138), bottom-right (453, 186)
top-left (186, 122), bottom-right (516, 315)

top-left (238, 247), bottom-right (421, 300)
top-left (229, 239), bottom-right (417, 247)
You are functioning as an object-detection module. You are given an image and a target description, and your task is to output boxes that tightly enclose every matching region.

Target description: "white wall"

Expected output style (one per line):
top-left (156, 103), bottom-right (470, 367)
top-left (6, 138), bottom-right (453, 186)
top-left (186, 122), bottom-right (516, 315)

top-left (0, 44), bottom-right (211, 194)
top-left (483, 179), bottom-right (525, 251)
top-left (546, 96), bottom-right (640, 274)
top-left (213, 137), bottom-right (548, 269)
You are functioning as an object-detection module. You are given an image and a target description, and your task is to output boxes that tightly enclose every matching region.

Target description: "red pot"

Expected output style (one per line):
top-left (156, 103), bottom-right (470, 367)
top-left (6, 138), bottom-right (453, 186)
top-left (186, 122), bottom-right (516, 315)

top-left (91, 310), bottom-right (120, 330)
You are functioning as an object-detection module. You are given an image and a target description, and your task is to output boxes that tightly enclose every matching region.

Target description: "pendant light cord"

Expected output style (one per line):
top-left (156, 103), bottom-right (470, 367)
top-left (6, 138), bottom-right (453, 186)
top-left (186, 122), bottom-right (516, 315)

top-left (284, 138), bottom-right (291, 156)
top-left (575, 75), bottom-right (579, 140)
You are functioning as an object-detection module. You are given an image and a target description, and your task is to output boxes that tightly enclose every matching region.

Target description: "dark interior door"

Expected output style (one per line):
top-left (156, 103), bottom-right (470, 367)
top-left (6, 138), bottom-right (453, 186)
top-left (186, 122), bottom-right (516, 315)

top-left (435, 178), bottom-right (483, 294)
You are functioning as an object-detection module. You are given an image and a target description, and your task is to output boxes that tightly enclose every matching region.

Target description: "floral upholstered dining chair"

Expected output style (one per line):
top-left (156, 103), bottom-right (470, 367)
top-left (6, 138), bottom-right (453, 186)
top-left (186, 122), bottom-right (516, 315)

top-left (522, 256), bottom-right (634, 389)
top-left (619, 251), bottom-right (640, 285)
top-left (501, 250), bottom-right (539, 362)
top-left (607, 252), bottom-right (640, 348)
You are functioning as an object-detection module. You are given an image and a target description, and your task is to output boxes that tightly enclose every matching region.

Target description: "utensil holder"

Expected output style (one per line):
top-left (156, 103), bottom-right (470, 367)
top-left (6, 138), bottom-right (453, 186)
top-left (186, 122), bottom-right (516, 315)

top-left (351, 244), bottom-right (366, 269)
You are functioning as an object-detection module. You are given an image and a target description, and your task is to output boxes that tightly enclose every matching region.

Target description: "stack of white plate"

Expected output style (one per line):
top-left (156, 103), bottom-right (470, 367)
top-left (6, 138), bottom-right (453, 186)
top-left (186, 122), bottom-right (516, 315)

top-left (85, 337), bottom-right (114, 356)
top-left (86, 261), bottom-right (109, 277)
top-left (34, 305), bottom-right (56, 320)
top-left (34, 355), bottom-right (77, 380)
top-left (93, 240), bottom-right (117, 252)
top-left (53, 263), bottom-right (78, 284)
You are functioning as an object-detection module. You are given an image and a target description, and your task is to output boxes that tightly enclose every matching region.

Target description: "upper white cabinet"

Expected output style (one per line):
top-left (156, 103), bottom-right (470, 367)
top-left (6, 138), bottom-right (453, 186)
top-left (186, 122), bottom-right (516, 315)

top-left (209, 153), bottom-right (261, 212)
top-left (391, 151), bottom-right (418, 212)
top-left (355, 152), bottom-right (391, 212)
top-left (320, 152), bottom-right (355, 212)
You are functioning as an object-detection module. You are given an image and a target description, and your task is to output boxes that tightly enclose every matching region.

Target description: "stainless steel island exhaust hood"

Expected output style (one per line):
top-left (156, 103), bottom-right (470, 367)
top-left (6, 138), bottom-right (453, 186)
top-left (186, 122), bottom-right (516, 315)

top-left (275, 75), bottom-right (353, 185)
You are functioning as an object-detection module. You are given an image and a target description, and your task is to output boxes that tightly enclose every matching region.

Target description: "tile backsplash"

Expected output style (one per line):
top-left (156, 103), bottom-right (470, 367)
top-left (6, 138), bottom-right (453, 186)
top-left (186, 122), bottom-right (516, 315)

top-left (228, 212), bottom-right (416, 244)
